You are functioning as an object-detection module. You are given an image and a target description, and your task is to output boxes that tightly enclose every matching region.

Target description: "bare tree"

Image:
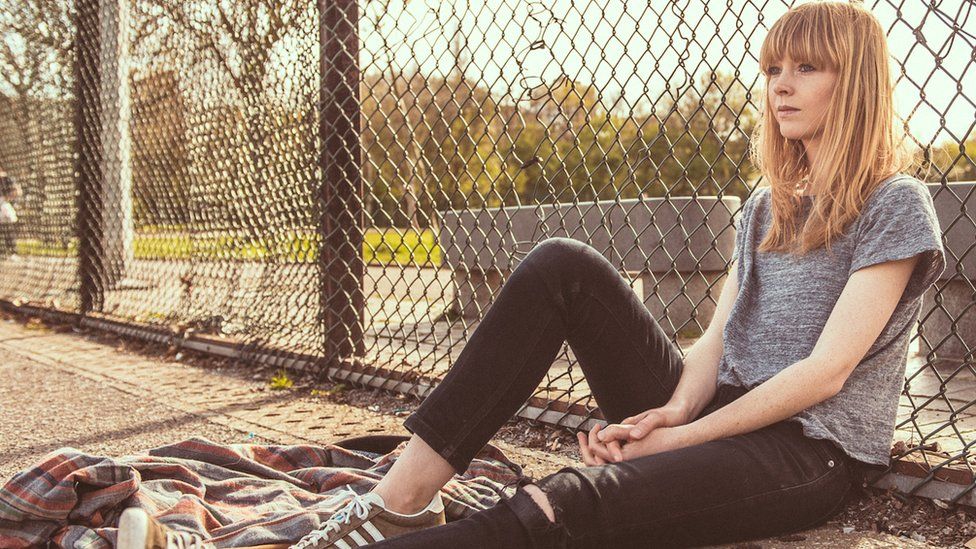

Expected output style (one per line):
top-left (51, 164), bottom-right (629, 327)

top-left (0, 0), bottom-right (74, 241)
top-left (0, 0), bottom-right (72, 97)
top-left (132, 0), bottom-right (313, 234)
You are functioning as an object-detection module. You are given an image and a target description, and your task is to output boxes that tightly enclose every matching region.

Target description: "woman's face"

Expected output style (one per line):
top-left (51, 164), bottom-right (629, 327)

top-left (766, 55), bottom-right (838, 157)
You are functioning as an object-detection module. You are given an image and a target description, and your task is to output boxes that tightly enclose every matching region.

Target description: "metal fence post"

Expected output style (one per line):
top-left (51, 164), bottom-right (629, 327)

top-left (74, 0), bottom-right (103, 313)
top-left (318, 0), bottom-right (365, 367)
top-left (74, 0), bottom-right (133, 314)
top-left (98, 0), bottom-right (134, 288)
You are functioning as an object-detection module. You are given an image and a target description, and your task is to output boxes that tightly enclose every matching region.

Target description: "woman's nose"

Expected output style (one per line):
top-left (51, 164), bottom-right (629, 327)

top-left (773, 79), bottom-right (792, 97)
top-left (773, 71), bottom-right (796, 95)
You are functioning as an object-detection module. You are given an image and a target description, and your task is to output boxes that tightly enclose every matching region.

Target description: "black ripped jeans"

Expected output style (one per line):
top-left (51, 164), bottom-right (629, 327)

top-left (372, 237), bottom-right (860, 548)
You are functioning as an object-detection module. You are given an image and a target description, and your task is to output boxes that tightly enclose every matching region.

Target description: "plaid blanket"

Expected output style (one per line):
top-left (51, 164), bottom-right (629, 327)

top-left (0, 436), bottom-right (526, 548)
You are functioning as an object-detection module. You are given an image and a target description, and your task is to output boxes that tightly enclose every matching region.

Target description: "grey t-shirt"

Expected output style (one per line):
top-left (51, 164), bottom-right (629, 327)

top-left (717, 173), bottom-right (946, 466)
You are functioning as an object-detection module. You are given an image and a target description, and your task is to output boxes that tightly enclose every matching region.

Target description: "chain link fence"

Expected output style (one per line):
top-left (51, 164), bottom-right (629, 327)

top-left (1, 0), bottom-right (974, 504)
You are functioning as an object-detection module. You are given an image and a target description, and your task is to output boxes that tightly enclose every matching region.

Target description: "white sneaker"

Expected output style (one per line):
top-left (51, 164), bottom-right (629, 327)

top-left (290, 487), bottom-right (446, 549)
top-left (117, 507), bottom-right (215, 549)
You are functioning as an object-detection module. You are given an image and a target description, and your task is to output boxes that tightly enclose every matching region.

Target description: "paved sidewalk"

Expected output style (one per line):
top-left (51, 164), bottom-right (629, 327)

top-left (0, 316), bottom-right (936, 548)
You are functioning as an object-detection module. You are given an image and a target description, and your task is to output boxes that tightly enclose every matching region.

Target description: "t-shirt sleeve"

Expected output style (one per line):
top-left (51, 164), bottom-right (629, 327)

top-left (731, 191), bottom-right (756, 263)
top-left (849, 178), bottom-right (946, 303)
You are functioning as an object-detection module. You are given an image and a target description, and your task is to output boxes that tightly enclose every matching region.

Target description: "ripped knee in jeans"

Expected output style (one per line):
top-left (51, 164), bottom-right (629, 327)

top-left (501, 477), bottom-right (570, 546)
top-left (523, 483), bottom-right (557, 523)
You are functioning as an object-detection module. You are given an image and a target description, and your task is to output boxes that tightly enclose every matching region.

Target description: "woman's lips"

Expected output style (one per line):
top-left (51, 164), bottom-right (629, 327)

top-left (778, 108), bottom-right (800, 117)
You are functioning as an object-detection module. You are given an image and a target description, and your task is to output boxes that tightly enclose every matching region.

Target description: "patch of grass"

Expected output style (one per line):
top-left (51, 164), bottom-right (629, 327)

top-left (23, 317), bottom-right (49, 331)
top-left (363, 228), bottom-right (442, 267)
top-left (269, 369), bottom-right (294, 390)
top-left (13, 227), bottom-right (444, 266)
top-left (15, 239), bottom-right (78, 257)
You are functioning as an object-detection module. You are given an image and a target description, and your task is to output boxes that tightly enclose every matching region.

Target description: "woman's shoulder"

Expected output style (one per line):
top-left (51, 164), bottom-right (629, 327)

top-left (749, 185), bottom-right (773, 200)
top-left (862, 173), bottom-right (933, 214)
top-left (732, 187), bottom-right (767, 233)
top-left (869, 172), bottom-right (927, 197)
top-left (741, 186), bottom-right (772, 213)
top-left (743, 175), bottom-right (931, 217)
top-left (742, 186), bottom-right (773, 223)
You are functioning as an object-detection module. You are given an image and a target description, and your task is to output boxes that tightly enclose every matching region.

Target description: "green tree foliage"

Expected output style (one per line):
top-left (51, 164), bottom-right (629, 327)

top-left (653, 70), bottom-right (760, 200)
top-left (920, 137), bottom-right (976, 183)
top-left (361, 67), bottom-right (762, 228)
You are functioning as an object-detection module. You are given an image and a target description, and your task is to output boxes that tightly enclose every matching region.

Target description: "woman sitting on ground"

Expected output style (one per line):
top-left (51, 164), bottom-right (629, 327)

top-left (119, 1), bottom-right (946, 548)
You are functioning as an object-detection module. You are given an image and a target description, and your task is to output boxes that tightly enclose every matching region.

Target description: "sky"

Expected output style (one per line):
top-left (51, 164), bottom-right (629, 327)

top-left (356, 0), bottom-right (975, 147)
top-left (3, 0), bottom-right (970, 149)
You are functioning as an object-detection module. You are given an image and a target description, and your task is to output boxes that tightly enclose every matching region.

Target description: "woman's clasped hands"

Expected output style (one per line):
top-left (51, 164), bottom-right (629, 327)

top-left (575, 403), bottom-right (692, 466)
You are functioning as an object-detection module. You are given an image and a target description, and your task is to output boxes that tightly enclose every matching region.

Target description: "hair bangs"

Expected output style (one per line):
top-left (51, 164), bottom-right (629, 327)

top-left (760, 5), bottom-right (842, 76)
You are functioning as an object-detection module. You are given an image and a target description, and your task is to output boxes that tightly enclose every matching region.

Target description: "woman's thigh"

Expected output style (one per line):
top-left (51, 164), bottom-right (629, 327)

top-left (404, 237), bottom-right (687, 472)
top-left (521, 237), bottom-right (686, 422)
top-left (515, 420), bottom-right (853, 548)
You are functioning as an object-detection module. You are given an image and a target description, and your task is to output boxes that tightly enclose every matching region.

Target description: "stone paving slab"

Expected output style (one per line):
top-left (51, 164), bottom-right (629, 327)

top-left (0, 317), bottom-right (941, 548)
top-left (0, 318), bottom-right (574, 477)
top-left (0, 349), bottom-right (285, 482)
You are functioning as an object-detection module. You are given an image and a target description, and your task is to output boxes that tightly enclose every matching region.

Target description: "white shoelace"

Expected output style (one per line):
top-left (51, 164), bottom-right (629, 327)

top-left (291, 487), bottom-right (376, 549)
top-left (165, 530), bottom-right (208, 549)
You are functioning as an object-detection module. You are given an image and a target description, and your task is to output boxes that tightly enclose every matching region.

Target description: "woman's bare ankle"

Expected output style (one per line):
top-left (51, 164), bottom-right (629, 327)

top-left (371, 434), bottom-right (455, 515)
top-left (372, 484), bottom-right (436, 515)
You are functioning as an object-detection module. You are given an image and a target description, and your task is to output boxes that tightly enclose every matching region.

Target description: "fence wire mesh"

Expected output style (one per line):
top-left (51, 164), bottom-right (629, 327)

top-left (1, 0), bottom-right (975, 502)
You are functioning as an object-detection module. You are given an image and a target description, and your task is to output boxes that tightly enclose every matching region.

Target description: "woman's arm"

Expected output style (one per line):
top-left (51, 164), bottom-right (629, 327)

top-left (587, 261), bottom-right (740, 459)
top-left (614, 254), bottom-right (920, 460)
top-left (675, 355), bottom-right (839, 449)
top-left (666, 260), bottom-right (740, 424)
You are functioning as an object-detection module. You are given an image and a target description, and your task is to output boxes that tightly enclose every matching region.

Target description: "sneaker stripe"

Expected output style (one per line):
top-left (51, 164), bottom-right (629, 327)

top-left (334, 539), bottom-right (353, 549)
top-left (360, 521), bottom-right (385, 542)
top-left (347, 529), bottom-right (369, 546)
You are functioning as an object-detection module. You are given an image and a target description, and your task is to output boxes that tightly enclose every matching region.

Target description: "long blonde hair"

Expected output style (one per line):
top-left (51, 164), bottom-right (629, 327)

top-left (749, 1), bottom-right (917, 256)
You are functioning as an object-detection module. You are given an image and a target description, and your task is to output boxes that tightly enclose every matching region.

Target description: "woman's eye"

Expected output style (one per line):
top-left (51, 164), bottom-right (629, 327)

top-left (766, 64), bottom-right (814, 75)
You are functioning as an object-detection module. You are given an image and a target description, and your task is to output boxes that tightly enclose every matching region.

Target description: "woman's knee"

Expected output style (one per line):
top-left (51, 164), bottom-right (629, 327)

top-left (522, 237), bottom-right (615, 280)
top-left (504, 466), bottom-right (623, 545)
top-left (529, 466), bottom-right (598, 526)
top-left (523, 237), bottom-right (585, 268)
top-left (522, 483), bottom-right (556, 523)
